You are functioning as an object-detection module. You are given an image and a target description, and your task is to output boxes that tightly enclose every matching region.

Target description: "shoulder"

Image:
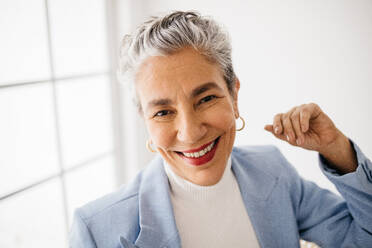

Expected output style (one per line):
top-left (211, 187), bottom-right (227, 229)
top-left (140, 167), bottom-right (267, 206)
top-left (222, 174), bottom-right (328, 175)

top-left (233, 144), bottom-right (280, 156)
top-left (70, 156), bottom-right (166, 246)
top-left (76, 156), bottom-right (166, 221)
top-left (232, 145), bottom-right (296, 178)
top-left (72, 170), bottom-right (144, 244)
top-left (77, 173), bottom-right (142, 221)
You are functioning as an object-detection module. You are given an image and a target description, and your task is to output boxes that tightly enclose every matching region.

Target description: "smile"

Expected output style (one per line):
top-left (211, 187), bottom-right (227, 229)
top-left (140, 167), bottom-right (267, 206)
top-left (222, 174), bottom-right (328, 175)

top-left (175, 137), bottom-right (220, 166)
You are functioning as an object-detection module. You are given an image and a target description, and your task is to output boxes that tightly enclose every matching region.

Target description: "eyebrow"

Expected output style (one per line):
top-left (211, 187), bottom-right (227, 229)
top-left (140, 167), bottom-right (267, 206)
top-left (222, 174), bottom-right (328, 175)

top-left (191, 82), bottom-right (223, 98)
top-left (147, 82), bottom-right (223, 108)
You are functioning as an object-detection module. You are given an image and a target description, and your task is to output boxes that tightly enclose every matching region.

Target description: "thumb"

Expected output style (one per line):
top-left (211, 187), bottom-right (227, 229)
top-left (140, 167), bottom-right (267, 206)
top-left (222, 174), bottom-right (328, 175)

top-left (264, 124), bottom-right (274, 133)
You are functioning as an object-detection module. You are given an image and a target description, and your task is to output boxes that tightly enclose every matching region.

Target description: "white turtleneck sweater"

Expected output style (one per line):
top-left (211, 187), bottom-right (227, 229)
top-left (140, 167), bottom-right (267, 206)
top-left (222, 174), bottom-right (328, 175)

top-left (163, 158), bottom-right (260, 248)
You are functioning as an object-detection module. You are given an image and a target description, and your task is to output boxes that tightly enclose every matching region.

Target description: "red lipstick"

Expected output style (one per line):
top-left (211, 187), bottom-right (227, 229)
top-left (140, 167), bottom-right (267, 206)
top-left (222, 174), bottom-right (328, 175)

top-left (180, 140), bottom-right (215, 153)
top-left (176, 137), bottom-right (220, 166)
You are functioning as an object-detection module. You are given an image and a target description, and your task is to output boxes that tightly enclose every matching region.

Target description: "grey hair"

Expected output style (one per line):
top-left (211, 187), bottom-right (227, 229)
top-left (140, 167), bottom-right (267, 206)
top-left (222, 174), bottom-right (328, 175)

top-left (118, 11), bottom-right (236, 112)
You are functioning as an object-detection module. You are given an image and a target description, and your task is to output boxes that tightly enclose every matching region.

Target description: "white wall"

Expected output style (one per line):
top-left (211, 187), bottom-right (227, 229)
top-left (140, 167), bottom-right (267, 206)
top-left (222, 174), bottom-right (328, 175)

top-left (112, 0), bottom-right (155, 183)
top-left (117, 0), bottom-right (372, 192)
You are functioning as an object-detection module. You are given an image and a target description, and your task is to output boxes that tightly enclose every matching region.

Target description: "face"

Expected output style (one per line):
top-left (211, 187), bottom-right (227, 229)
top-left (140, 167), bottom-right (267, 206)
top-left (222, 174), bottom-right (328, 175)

top-left (135, 48), bottom-right (240, 186)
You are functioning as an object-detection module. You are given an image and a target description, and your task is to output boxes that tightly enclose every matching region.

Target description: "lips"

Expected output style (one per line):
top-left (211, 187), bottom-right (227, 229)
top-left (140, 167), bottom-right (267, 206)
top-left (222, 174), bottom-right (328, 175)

top-left (181, 139), bottom-right (215, 153)
top-left (175, 137), bottom-right (220, 166)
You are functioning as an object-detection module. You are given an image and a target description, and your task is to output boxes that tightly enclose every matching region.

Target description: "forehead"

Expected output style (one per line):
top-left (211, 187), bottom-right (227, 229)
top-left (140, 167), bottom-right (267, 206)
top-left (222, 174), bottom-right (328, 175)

top-left (135, 48), bottom-right (226, 102)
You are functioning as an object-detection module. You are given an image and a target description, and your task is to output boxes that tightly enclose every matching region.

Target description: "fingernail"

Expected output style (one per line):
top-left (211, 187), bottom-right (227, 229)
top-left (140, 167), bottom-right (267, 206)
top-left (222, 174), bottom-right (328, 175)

top-left (274, 127), bottom-right (279, 134)
top-left (296, 139), bottom-right (301, 145)
top-left (286, 135), bottom-right (290, 141)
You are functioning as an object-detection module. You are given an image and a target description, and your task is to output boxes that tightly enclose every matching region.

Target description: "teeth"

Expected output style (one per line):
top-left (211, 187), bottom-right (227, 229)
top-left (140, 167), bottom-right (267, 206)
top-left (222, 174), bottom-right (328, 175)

top-left (182, 140), bottom-right (215, 158)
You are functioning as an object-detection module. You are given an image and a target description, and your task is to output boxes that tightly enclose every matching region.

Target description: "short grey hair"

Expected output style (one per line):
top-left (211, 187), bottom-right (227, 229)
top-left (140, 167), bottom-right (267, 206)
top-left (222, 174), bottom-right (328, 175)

top-left (118, 11), bottom-right (236, 112)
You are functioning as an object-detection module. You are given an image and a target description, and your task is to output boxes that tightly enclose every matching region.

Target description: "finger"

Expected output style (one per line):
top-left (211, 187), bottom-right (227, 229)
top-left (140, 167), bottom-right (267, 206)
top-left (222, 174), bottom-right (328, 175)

top-left (300, 108), bottom-right (311, 132)
top-left (273, 114), bottom-right (283, 134)
top-left (307, 103), bottom-right (322, 120)
top-left (290, 108), bottom-right (305, 145)
top-left (264, 124), bottom-right (288, 142)
top-left (264, 124), bottom-right (273, 132)
top-left (282, 112), bottom-right (296, 144)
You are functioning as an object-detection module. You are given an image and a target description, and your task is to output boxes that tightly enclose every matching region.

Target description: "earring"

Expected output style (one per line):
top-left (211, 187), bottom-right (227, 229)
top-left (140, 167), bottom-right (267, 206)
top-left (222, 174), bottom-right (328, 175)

top-left (236, 116), bottom-right (245, 131)
top-left (146, 139), bottom-right (157, 153)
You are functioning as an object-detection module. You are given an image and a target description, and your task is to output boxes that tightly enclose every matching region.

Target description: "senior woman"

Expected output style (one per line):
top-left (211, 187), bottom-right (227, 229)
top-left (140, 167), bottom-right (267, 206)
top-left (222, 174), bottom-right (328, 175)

top-left (70, 11), bottom-right (372, 248)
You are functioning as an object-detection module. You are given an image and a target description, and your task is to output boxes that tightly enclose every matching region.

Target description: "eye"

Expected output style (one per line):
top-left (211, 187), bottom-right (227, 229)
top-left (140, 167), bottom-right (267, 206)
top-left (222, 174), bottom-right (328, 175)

top-left (154, 110), bottom-right (172, 117)
top-left (199, 95), bottom-right (217, 104)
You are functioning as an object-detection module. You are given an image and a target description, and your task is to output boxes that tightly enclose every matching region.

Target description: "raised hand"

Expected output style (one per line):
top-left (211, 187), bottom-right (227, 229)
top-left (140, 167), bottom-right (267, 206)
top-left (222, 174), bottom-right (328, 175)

top-left (264, 103), bottom-right (357, 174)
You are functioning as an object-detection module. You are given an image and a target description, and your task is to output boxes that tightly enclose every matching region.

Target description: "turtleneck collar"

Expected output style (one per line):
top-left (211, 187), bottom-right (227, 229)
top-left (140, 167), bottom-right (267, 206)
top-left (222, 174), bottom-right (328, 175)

top-left (163, 157), bottom-right (233, 201)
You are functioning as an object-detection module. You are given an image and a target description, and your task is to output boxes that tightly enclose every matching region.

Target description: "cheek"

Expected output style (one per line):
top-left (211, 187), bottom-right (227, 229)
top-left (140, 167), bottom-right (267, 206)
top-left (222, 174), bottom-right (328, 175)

top-left (204, 103), bottom-right (236, 131)
top-left (146, 122), bottom-right (175, 149)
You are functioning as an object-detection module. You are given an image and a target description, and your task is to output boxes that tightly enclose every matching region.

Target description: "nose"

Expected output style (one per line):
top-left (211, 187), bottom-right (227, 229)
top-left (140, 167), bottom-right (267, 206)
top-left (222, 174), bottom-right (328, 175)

top-left (176, 111), bottom-right (207, 144)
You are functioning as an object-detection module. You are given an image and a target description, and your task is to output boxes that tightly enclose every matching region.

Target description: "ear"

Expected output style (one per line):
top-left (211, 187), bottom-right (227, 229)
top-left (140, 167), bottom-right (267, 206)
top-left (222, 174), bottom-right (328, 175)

top-left (232, 78), bottom-right (240, 119)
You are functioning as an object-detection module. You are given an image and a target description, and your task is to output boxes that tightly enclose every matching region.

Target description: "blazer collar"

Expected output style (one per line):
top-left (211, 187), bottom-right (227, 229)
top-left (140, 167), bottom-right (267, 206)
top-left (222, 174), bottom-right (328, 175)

top-left (231, 148), bottom-right (278, 201)
top-left (134, 156), bottom-right (181, 248)
top-left (128, 149), bottom-right (279, 248)
top-left (231, 148), bottom-right (279, 248)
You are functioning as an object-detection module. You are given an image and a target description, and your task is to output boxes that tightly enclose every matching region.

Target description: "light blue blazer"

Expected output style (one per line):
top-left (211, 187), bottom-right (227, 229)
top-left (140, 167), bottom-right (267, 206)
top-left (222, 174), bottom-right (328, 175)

top-left (70, 142), bottom-right (372, 248)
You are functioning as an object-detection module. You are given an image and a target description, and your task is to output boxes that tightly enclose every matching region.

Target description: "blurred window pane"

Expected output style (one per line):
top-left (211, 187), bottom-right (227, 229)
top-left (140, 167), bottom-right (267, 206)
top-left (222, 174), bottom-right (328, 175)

top-left (0, 0), bottom-right (50, 85)
top-left (0, 179), bottom-right (67, 248)
top-left (65, 155), bottom-right (115, 225)
top-left (0, 0), bottom-right (115, 246)
top-left (56, 75), bottom-right (113, 168)
top-left (0, 83), bottom-right (59, 196)
top-left (48, 0), bottom-right (109, 77)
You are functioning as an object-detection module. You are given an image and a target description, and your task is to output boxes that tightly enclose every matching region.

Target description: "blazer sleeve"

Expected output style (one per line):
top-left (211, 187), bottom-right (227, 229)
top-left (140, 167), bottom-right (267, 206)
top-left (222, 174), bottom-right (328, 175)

top-left (289, 140), bottom-right (372, 247)
top-left (69, 209), bottom-right (97, 248)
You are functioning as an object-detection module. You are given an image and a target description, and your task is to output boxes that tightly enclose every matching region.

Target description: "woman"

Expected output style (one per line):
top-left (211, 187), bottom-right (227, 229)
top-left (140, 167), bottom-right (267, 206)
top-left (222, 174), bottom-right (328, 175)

top-left (70, 11), bottom-right (372, 248)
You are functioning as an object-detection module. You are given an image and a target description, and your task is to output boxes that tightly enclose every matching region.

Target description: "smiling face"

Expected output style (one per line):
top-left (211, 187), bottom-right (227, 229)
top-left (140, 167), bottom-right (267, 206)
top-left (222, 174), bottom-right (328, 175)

top-left (135, 48), bottom-right (240, 186)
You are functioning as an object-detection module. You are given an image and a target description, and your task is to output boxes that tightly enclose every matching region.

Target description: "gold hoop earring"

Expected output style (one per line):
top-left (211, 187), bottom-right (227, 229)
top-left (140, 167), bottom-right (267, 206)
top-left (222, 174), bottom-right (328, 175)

top-left (236, 116), bottom-right (245, 131)
top-left (146, 139), bottom-right (157, 153)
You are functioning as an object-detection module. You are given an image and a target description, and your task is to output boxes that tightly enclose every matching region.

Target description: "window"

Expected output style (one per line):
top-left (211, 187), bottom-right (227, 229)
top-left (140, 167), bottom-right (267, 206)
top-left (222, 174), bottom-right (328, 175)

top-left (0, 0), bottom-right (117, 246)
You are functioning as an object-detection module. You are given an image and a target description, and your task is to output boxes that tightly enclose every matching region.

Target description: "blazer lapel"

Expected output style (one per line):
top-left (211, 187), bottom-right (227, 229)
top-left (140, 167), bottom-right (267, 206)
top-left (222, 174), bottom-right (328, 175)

top-left (134, 156), bottom-right (181, 248)
top-left (119, 236), bottom-right (139, 248)
top-left (124, 149), bottom-right (282, 248)
top-left (231, 150), bottom-right (280, 248)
